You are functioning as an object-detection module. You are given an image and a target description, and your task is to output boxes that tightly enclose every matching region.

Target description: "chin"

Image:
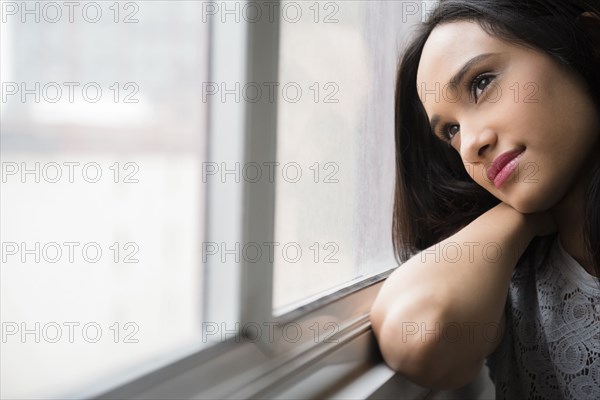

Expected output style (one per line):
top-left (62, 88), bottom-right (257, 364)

top-left (509, 202), bottom-right (541, 215)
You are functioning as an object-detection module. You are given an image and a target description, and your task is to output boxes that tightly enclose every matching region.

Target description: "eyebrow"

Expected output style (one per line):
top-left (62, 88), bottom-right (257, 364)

top-left (429, 52), bottom-right (500, 135)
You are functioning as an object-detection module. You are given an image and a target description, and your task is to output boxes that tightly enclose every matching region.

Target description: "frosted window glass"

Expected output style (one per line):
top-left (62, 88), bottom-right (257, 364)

top-left (273, 1), bottom-right (431, 313)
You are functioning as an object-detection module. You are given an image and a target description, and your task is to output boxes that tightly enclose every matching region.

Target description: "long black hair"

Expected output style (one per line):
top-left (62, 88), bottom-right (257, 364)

top-left (393, 0), bottom-right (600, 279)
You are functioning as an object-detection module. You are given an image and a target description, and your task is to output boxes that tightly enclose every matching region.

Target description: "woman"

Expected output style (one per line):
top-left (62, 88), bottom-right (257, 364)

top-left (370, 0), bottom-right (600, 398)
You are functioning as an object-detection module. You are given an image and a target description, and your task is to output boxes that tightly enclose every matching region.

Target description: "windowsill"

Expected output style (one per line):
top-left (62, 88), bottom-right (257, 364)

top-left (93, 278), bottom-right (495, 400)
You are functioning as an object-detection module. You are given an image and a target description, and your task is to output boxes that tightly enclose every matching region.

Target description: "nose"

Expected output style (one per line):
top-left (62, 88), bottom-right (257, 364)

top-left (459, 121), bottom-right (498, 162)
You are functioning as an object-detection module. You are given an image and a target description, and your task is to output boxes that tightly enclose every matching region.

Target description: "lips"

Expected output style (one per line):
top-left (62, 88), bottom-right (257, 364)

top-left (487, 149), bottom-right (525, 188)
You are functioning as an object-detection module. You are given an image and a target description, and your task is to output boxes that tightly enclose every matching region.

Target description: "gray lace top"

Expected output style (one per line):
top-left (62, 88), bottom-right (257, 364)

top-left (486, 236), bottom-right (600, 399)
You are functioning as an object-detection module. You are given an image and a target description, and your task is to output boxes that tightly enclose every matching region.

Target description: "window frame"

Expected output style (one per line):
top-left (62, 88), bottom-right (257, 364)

top-left (233, 0), bottom-right (392, 353)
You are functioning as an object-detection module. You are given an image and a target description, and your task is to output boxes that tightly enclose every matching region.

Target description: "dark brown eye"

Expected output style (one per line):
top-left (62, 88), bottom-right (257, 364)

top-left (471, 74), bottom-right (495, 101)
top-left (447, 124), bottom-right (460, 139)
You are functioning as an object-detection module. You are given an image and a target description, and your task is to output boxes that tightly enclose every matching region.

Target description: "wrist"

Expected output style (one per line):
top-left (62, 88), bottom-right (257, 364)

top-left (488, 202), bottom-right (537, 246)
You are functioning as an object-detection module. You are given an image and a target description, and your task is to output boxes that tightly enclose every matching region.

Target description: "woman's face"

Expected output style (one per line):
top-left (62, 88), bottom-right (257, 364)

top-left (416, 21), bottom-right (600, 213)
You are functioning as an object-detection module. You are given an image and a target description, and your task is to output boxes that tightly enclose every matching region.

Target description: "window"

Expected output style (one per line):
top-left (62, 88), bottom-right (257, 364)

top-left (1, 1), bottom-right (436, 398)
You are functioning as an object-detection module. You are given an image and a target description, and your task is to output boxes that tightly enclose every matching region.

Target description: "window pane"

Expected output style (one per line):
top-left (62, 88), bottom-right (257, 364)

top-left (273, 1), bottom-right (430, 313)
top-left (0, 2), bottom-right (212, 398)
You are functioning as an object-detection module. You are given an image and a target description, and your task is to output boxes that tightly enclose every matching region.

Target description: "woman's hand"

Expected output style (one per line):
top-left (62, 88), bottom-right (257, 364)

top-left (499, 202), bottom-right (558, 237)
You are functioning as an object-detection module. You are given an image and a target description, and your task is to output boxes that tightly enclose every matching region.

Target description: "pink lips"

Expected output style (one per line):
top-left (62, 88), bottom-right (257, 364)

top-left (487, 149), bottom-right (525, 188)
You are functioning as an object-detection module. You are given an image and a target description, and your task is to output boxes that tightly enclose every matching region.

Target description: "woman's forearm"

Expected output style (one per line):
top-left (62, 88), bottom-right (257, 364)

top-left (371, 203), bottom-right (539, 389)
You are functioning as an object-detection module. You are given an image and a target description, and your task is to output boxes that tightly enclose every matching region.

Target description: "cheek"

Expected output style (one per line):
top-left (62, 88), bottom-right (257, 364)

top-left (498, 62), bottom-right (561, 136)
